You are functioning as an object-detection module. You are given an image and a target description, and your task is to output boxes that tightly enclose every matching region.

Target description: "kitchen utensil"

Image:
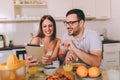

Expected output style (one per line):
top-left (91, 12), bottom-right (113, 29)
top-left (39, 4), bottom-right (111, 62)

top-left (0, 35), bottom-right (5, 48)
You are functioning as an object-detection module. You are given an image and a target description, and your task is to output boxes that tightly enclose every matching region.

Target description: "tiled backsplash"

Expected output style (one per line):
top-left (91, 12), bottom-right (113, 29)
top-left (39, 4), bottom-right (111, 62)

top-left (0, 20), bottom-right (113, 46)
top-left (0, 23), bottom-right (39, 46)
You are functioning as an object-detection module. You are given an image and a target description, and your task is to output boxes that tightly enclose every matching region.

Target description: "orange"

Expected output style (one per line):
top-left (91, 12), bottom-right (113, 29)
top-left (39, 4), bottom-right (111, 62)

top-left (88, 67), bottom-right (101, 78)
top-left (76, 65), bottom-right (88, 78)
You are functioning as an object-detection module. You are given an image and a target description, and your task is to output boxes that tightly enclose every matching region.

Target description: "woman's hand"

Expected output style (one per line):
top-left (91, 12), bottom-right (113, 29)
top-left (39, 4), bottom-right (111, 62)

top-left (25, 55), bottom-right (38, 67)
top-left (41, 55), bottom-right (52, 65)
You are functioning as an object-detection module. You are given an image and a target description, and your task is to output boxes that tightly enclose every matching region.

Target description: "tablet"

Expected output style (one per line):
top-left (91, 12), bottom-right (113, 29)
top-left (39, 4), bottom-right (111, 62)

top-left (25, 44), bottom-right (45, 61)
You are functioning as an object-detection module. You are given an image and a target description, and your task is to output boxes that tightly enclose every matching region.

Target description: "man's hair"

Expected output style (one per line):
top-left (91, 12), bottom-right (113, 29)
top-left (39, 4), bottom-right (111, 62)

top-left (66, 9), bottom-right (85, 21)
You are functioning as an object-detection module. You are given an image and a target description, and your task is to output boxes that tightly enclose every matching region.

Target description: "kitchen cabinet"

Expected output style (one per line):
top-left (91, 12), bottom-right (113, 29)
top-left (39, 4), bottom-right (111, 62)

top-left (14, 1), bottom-right (47, 20)
top-left (0, 48), bottom-right (25, 63)
top-left (103, 43), bottom-right (120, 66)
top-left (47, 0), bottom-right (95, 19)
top-left (72, 0), bottom-right (96, 19)
top-left (95, 0), bottom-right (111, 19)
top-left (0, 50), bottom-right (13, 63)
top-left (0, 0), bottom-right (14, 19)
top-left (47, 0), bottom-right (72, 18)
top-left (47, 0), bottom-right (111, 20)
top-left (0, 0), bottom-right (111, 23)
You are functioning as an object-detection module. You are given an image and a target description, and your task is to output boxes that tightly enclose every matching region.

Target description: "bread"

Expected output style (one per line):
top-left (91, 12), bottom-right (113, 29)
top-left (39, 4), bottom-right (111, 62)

top-left (56, 69), bottom-right (75, 80)
top-left (47, 69), bottom-right (75, 80)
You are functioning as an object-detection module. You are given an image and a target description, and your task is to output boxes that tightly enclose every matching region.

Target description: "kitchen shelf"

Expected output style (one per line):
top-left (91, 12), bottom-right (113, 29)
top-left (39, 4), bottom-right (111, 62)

top-left (14, 3), bottom-right (47, 6)
top-left (0, 17), bottom-right (96, 23)
top-left (0, 17), bottom-right (65, 23)
top-left (0, 19), bottom-right (39, 23)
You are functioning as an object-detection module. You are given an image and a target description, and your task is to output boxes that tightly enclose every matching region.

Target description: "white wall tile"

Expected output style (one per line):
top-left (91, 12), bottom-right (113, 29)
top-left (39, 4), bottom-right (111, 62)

top-left (0, 0), bottom-right (120, 46)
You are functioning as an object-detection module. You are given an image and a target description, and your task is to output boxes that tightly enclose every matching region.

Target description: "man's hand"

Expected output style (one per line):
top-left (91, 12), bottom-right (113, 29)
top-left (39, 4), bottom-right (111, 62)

top-left (65, 51), bottom-right (78, 63)
top-left (61, 40), bottom-right (76, 51)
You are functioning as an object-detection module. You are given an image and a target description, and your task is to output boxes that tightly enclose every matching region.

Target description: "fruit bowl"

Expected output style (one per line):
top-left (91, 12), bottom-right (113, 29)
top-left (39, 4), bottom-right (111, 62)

top-left (71, 63), bottom-right (86, 71)
top-left (77, 75), bottom-right (102, 80)
top-left (76, 65), bottom-right (102, 80)
top-left (44, 66), bottom-right (57, 75)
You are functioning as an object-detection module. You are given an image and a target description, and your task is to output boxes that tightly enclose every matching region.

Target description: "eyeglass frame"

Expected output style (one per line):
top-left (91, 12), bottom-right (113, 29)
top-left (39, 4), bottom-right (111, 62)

top-left (64, 19), bottom-right (81, 26)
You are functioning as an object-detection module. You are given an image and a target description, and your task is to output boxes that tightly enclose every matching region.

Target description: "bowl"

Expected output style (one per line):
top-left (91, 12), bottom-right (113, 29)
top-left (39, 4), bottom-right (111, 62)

top-left (77, 75), bottom-right (102, 80)
top-left (44, 66), bottom-right (57, 75)
top-left (71, 63), bottom-right (86, 71)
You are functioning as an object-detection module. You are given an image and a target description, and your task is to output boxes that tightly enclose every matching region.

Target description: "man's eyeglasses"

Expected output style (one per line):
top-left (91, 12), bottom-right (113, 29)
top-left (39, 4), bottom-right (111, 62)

top-left (64, 20), bottom-right (80, 26)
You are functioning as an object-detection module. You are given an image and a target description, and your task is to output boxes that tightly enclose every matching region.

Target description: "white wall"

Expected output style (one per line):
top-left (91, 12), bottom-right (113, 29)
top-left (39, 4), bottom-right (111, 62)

top-left (105, 0), bottom-right (120, 40)
top-left (0, 0), bottom-right (120, 46)
top-left (0, 23), bottom-right (39, 46)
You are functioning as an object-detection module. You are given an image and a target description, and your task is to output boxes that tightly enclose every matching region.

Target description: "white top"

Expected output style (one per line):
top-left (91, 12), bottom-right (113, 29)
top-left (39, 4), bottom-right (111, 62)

top-left (60, 29), bottom-right (102, 63)
top-left (61, 29), bottom-right (102, 52)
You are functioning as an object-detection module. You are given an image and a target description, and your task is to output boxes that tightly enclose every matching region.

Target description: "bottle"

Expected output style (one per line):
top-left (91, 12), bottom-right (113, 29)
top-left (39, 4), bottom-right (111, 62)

top-left (0, 35), bottom-right (5, 48)
top-left (9, 40), bottom-right (13, 47)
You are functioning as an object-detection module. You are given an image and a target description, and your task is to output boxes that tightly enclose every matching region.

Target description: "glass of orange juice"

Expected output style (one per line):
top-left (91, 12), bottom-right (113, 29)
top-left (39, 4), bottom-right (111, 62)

top-left (27, 66), bottom-right (39, 78)
top-left (63, 62), bottom-right (73, 72)
top-left (28, 66), bottom-right (38, 74)
top-left (27, 58), bottom-right (39, 78)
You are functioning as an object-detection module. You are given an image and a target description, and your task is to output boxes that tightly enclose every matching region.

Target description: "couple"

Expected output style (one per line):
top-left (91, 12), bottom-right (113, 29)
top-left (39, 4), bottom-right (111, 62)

top-left (26, 9), bottom-right (102, 67)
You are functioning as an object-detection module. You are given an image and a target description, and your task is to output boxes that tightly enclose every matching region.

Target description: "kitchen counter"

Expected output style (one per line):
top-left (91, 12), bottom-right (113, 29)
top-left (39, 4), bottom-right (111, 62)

top-left (102, 40), bottom-right (120, 44)
top-left (0, 40), bottom-right (119, 51)
top-left (0, 45), bottom-right (25, 51)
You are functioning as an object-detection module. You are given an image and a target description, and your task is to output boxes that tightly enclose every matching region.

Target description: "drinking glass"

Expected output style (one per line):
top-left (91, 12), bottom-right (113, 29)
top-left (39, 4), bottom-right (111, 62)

top-left (106, 65), bottom-right (120, 80)
top-left (63, 61), bottom-right (73, 72)
top-left (26, 56), bottom-right (39, 78)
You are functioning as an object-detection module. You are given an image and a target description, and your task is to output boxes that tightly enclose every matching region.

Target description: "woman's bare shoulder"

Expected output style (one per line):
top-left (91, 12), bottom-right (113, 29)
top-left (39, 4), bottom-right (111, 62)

top-left (30, 37), bottom-right (41, 44)
top-left (56, 38), bottom-right (61, 44)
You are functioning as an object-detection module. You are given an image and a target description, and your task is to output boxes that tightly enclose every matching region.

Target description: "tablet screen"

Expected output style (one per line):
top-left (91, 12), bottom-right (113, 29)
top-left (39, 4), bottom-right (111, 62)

top-left (25, 44), bottom-right (45, 61)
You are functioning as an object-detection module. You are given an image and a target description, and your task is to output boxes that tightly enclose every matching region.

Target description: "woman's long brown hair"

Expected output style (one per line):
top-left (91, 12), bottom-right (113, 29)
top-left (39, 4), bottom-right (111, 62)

top-left (36, 15), bottom-right (56, 40)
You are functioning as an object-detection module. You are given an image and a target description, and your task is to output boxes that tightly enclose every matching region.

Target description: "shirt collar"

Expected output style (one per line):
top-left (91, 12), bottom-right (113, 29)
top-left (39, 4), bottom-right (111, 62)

top-left (71, 28), bottom-right (88, 41)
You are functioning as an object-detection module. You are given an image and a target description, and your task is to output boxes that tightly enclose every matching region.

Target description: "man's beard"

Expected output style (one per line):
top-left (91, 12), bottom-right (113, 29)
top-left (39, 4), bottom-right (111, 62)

top-left (68, 29), bottom-right (80, 36)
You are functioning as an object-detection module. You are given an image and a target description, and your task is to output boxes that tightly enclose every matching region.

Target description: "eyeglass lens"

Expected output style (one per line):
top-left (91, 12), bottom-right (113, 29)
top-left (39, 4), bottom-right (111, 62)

top-left (64, 20), bottom-right (80, 26)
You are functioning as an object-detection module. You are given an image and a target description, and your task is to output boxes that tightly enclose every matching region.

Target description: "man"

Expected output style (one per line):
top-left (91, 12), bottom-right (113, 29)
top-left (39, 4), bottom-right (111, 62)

top-left (58, 9), bottom-right (102, 67)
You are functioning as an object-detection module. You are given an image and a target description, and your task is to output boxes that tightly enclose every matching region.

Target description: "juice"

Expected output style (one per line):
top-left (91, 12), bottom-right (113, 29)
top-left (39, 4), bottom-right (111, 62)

top-left (28, 67), bottom-right (38, 74)
top-left (63, 65), bottom-right (73, 72)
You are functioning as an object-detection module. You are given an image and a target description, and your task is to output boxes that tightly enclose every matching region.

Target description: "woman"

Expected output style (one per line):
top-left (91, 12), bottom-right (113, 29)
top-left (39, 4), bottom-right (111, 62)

top-left (26, 15), bottom-right (61, 66)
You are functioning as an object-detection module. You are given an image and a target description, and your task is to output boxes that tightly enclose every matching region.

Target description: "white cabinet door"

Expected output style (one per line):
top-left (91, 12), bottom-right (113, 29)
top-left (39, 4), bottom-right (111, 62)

top-left (0, 50), bottom-right (13, 63)
top-left (103, 43), bottom-right (120, 66)
top-left (0, 0), bottom-right (14, 19)
top-left (73, 0), bottom-right (96, 19)
top-left (47, 0), bottom-right (72, 18)
top-left (104, 52), bottom-right (119, 66)
top-left (95, 0), bottom-right (111, 19)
